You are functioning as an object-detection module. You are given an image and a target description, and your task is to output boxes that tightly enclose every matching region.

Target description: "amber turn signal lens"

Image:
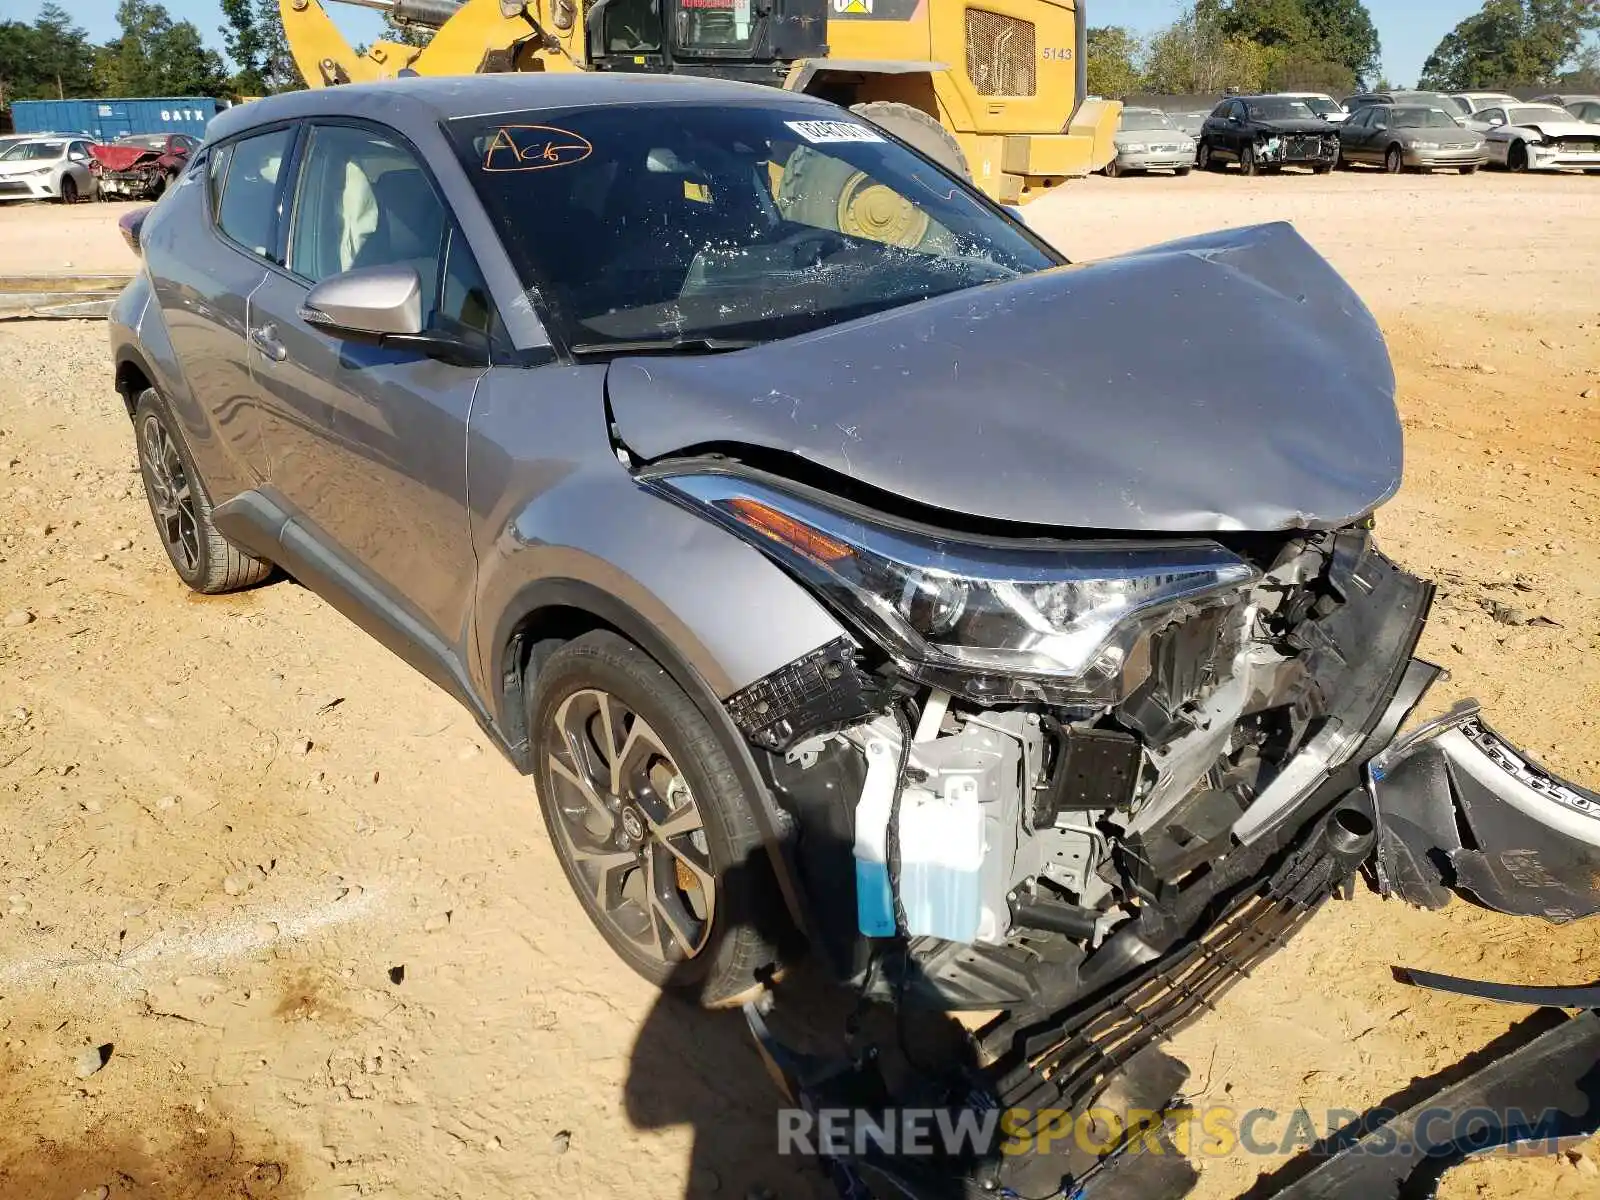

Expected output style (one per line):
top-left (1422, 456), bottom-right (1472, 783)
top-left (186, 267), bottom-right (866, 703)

top-left (727, 497), bottom-right (855, 564)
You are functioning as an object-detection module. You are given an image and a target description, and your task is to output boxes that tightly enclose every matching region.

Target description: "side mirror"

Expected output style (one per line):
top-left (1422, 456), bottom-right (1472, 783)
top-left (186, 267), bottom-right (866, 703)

top-left (1489, 117), bottom-right (1505, 127)
top-left (302, 264), bottom-right (424, 337)
top-left (300, 264), bottom-right (488, 365)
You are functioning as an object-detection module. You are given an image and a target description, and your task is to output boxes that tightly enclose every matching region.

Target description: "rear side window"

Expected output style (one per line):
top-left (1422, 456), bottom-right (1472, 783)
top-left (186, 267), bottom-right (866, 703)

top-left (214, 127), bottom-right (294, 261)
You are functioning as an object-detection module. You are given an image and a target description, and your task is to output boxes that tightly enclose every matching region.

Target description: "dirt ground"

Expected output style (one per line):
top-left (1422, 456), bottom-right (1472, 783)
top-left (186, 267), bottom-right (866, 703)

top-left (2, 170), bottom-right (1599, 1200)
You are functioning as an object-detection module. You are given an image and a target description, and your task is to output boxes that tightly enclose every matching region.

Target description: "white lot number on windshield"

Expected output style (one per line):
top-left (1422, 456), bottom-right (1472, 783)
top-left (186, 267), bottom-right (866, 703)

top-left (785, 120), bottom-right (885, 145)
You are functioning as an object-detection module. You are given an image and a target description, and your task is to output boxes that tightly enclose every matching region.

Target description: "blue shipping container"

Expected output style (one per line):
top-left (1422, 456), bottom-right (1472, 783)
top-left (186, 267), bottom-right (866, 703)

top-left (10, 97), bottom-right (219, 140)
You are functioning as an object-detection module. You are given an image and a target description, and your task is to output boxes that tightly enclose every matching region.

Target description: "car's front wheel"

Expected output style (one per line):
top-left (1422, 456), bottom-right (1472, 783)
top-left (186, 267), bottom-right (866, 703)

top-left (1240, 144), bottom-right (1260, 176)
top-left (59, 176), bottom-right (78, 204)
top-left (1385, 145), bottom-right (1404, 174)
top-left (134, 388), bottom-right (272, 593)
top-left (529, 631), bottom-right (783, 1007)
top-left (1508, 142), bottom-right (1530, 172)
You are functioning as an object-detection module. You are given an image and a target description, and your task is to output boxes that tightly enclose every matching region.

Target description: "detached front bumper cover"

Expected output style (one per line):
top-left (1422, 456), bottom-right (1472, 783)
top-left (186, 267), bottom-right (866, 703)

top-left (1370, 702), bottom-right (1600, 922)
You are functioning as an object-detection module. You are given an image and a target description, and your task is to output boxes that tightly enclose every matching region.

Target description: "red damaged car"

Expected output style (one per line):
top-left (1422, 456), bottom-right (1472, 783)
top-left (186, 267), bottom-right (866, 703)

top-left (89, 132), bottom-right (200, 200)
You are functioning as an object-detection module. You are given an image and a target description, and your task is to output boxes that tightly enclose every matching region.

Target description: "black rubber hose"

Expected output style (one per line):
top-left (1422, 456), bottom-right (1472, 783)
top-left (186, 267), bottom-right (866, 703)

top-left (885, 705), bottom-right (914, 935)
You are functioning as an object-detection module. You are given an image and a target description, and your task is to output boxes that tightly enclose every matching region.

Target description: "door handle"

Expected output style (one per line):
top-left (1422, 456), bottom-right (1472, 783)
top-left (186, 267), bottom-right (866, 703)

top-left (249, 323), bottom-right (287, 363)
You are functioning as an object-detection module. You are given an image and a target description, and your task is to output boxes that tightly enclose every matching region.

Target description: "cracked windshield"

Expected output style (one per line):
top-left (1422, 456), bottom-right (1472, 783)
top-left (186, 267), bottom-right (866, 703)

top-left (448, 105), bottom-right (1058, 350)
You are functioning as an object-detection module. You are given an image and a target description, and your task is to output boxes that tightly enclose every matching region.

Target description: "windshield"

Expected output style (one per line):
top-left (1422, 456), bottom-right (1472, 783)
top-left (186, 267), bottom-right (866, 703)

top-left (1246, 100), bottom-right (1315, 121)
top-left (0, 141), bottom-right (64, 161)
top-left (1392, 107), bottom-right (1462, 129)
top-left (1509, 106), bottom-right (1572, 124)
top-left (449, 104), bottom-right (1058, 352)
top-left (675, 0), bottom-right (755, 51)
top-left (1121, 110), bottom-right (1175, 131)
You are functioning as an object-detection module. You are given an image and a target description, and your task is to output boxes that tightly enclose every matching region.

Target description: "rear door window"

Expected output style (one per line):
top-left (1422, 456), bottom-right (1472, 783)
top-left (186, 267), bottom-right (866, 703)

top-left (214, 127), bottom-right (294, 261)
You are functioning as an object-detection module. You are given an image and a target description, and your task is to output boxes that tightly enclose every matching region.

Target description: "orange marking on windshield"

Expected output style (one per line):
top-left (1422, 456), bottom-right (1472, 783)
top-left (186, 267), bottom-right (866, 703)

top-left (483, 125), bottom-right (594, 172)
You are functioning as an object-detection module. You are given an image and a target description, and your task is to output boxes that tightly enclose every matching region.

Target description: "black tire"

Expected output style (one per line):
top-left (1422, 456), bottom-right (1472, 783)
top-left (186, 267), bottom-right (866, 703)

top-left (1460, 164), bottom-right (1479, 175)
top-left (1312, 163), bottom-right (1333, 175)
top-left (59, 175), bottom-right (78, 204)
top-left (1385, 145), bottom-right (1404, 174)
top-left (1103, 158), bottom-right (1124, 178)
top-left (1240, 143), bottom-right (1260, 176)
top-left (529, 631), bottom-right (782, 1007)
top-left (1174, 166), bottom-right (1192, 177)
top-left (133, 388), bottom-right (272, 594)
top-left (1197, 141), bottom-right (1215, 171)
top-left (849, 101), bottom-right (969, 179)
top-left (1508, 142), bottom-right (1530, 173)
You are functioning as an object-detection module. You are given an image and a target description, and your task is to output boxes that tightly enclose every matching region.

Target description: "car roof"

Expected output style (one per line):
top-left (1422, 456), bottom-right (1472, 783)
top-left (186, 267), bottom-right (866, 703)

top-left (207, 73), bottom-right (837, 145)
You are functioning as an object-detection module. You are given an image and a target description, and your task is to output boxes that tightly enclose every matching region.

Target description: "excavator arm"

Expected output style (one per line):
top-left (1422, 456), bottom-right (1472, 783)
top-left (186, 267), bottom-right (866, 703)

top-left (278, 0), bottom-right (581, 88)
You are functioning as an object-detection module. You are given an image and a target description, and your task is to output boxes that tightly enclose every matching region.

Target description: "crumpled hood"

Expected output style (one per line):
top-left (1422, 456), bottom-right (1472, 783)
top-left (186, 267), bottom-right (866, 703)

top-left (89, 144), bottom-right (159, 172)
top-left (607, 221), bottom-right (1402, 533)
top-left (1515, 119), bottom-right (1600, 137)
top-left (1251, 118), bottom-right (1338, 135)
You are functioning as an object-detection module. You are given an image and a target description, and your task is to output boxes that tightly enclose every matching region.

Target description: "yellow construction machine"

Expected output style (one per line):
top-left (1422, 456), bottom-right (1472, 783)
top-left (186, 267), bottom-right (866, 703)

top-left (278, 0), bottom-right (1118, 203)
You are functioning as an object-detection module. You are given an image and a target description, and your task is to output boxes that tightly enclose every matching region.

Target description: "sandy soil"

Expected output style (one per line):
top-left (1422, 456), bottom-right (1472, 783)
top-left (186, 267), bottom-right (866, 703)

top-left (2, 171), bottom-right (1599, 1200)
top-left (0, 199), bottom-right (137, 275)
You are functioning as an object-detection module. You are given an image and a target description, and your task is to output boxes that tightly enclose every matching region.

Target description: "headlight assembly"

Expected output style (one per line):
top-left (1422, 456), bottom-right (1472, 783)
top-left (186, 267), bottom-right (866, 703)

top-left (1120, 143), bottom-right (1148, 154)
top-left (648, 471), bottom-right (1259, 706)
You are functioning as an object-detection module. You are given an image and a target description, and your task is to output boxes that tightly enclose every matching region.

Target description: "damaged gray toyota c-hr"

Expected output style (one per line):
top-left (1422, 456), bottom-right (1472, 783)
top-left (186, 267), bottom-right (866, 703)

top-left (108, 73), bottom-right (1599, 1198)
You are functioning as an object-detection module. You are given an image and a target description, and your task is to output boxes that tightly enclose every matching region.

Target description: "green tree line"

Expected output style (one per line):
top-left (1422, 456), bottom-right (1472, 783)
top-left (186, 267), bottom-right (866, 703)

top-left (0, 0), bottom-right (302, 106)
top-left (1088, 0), bottom-right (1599, 99)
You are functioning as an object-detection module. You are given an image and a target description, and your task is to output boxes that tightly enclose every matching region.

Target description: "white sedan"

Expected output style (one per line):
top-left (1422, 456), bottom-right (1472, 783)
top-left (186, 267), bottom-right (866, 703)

top-left (1473, 103), bottom-right (1600, 173)
top-left (0, 137), bottom-right (98, 202)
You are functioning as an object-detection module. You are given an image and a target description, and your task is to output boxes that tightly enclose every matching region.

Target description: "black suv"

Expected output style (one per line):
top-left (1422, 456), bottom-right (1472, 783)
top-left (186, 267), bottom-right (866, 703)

top-left (1198, 94), bottom-right (1340, 174)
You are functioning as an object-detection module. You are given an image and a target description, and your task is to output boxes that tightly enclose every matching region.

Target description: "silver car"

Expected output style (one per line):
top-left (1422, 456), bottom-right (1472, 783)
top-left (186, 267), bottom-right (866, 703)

top-left (1104, 107), bottom-right (1196, 176)
top-left (0, 136), bottom-right (97, 202)
top-left (1336, 103), bottom-right (1488, 173)
top-left (106, 73), bottom-right (1600, 1195)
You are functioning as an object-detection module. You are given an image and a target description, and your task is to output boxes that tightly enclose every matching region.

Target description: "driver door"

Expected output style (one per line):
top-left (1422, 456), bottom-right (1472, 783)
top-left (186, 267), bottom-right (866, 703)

top-left (1478, 109), bottom-right (1510, 164)
top-left (245, 120), bottom-right (497, 663)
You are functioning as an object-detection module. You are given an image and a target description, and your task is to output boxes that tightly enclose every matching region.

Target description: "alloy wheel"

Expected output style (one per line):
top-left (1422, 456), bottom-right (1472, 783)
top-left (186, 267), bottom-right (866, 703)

top-left (544, 688), bottom-right (716, 964)
top-left (140, 414), bottom-right (200, 574)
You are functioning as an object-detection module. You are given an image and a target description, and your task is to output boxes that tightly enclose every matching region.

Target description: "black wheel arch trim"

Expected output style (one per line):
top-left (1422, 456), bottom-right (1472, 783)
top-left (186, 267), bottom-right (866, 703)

top-left (491, 577), bottom-right (814, 939)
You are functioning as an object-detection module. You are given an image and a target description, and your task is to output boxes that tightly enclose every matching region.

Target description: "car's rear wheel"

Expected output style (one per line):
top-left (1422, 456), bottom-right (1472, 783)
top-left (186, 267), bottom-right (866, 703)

top-left (529, 631), bottom-right (782, 1008)
top-left (1240, 144), bottom-right (1260, 176)
top-left (59, 176), bottom-right (77, 204)
top-left (1385, 145), bottom-right (1404, 174)
top-left (133, 389), bottom-right (272, 593)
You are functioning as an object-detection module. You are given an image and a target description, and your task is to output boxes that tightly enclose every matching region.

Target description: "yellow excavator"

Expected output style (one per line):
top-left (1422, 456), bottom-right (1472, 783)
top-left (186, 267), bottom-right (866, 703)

top-left (278, 0), bottom-right (1117, 204)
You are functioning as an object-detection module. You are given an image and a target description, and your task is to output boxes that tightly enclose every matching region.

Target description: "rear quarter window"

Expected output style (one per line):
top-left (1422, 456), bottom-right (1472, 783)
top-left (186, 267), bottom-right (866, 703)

top-left (213, 127), bottom-right (294, 262)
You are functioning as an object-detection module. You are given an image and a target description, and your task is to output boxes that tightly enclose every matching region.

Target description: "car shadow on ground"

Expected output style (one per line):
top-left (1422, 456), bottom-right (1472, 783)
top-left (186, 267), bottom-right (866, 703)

top-left (622, 850), bottom-right (844, 1200)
